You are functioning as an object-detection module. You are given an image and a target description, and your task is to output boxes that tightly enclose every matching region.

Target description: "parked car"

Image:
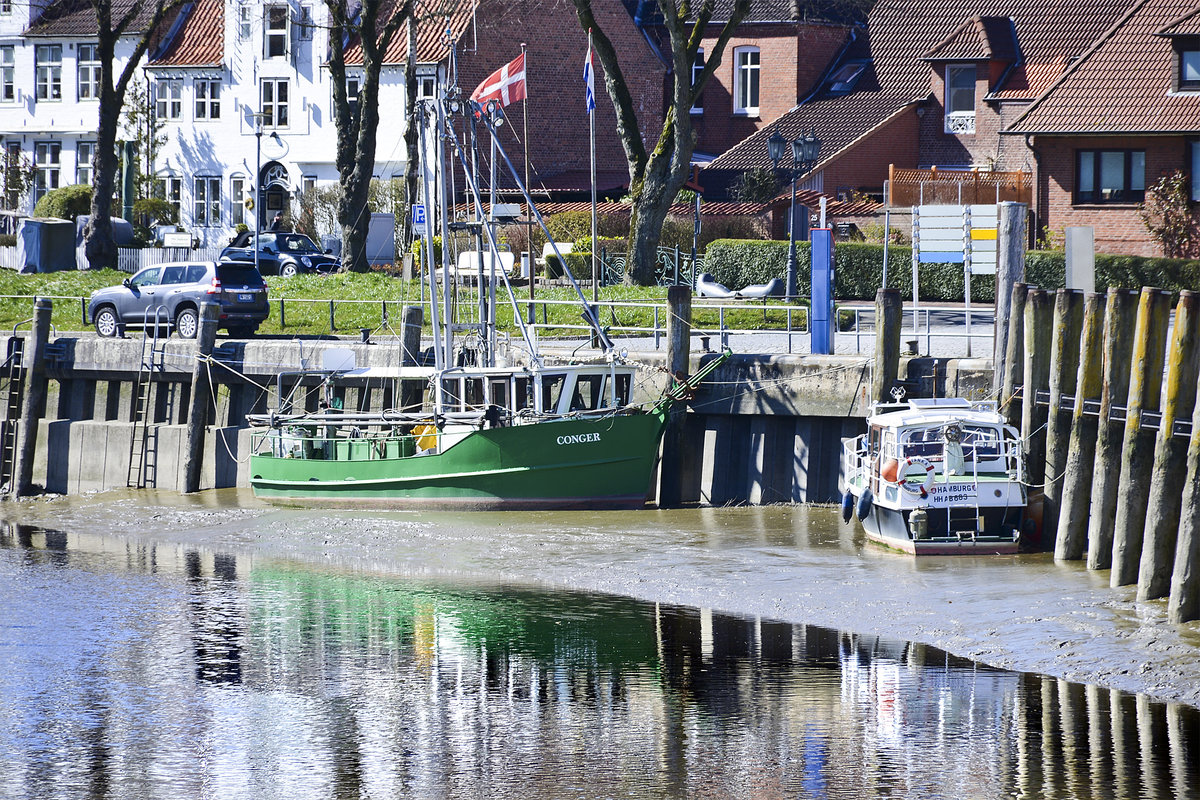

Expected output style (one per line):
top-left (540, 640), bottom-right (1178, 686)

top-left (88, 261), bottom-right (269, 339)
top-left (219, 231), bottom-right (340, 276)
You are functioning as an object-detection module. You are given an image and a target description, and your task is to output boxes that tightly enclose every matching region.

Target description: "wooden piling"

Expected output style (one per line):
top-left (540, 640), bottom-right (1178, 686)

top-left (1138, 290), bottom-right (1200, 600)
top-left (12, 297), bottom-right (51, 497)
top-left (183, 303), bottom-right (220, 494)
top-left (1111, 287), bottom-right (1172, 587)
top-left (399, 305), bottom-right (424, 411)
top-left (1087, 289), bottom-right (1139, 571)
top-left (1042, 289), bottom-right (1084, 545)
top-left (1021, 290), bottom-right (1054, 491)
top-left (993, 202), bottom-right (1027, 399)
top-left (1168, 364), bottom-right (1200, 623)
top-left (657, 286), bottom-right (692, 508)
top-left (999, 282), bottom-right (1030, 430)
top-left (872, 288), bottom-right (902, 404)
top-left (1055, 292), bottom-right (1104, 560)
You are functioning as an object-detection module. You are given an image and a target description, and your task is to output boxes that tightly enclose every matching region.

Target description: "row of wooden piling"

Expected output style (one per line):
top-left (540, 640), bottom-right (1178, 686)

top-left (1002, 285), bottom-right (1200, 624)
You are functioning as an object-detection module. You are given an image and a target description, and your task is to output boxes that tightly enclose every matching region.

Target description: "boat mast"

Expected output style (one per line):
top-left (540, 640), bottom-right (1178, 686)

top-left (417, 100), bottom-right (444, 374)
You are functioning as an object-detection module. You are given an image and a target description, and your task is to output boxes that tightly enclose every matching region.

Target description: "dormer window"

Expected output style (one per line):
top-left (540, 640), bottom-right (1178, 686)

top-left (945, 64), bottom-right (975, 134)
top-left (1180, 41), bottom-right (1200, 90)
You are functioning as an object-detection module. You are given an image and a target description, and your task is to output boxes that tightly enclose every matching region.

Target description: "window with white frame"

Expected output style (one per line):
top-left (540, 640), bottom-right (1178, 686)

top-left (35, 45), bottom-right (62, 101)
top-left (1, 46), bottom-right (13, 102)
top-left (733, 47), bottom-right (759, 115)
top-left (156, 175), bottom-right (182, 218)
top-left (195, 79), bottom-right (221, 120)
top-left (76, 141), bottom-right (96, 185)
top-left (298, 5), bottom-right (314, 40)
top-left (194, 176), bottom-right (220, 226)
top-left (0, 0), bottom-right (11, 15)
top-left (417, 71), bottom-right (436, 100)
top-left (34, 141), bottom-right (60, 202)
top-left (346, 76), bottom-right (361, 116)
top-left (944, 64), bottom-right (976, 134)
top-left (265, 5), bottom-right (290, 58)
top-left (261, 78), bottom-right (289, 128)
top-left (155, 79), bottom-right (182, 120)
top-left (230, 175), bottom-right (246, 225)
top-left (77, 44), bottom-right (100, 100)
top-left (302, 175), bottom-right (316, 195)
top-left (4, 143), bottom-right (23, 209)
top-left (238, 4), bottom-right (252, 39)
top-left (690, 49), bottom-right (705, 113)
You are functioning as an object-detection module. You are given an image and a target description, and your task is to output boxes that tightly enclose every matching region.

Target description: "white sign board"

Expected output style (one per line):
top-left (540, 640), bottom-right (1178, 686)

top-left (161, 232), bottom-right (192, 248)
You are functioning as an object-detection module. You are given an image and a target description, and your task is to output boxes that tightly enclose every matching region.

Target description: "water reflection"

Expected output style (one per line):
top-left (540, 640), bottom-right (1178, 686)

top-left (0, 521), bottom-right (1195, 800)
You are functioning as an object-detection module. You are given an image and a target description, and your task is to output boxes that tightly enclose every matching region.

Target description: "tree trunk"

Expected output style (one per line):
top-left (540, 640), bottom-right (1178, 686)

top-left (85, 86), bottom-right (124, 270)
top-left (400, 15), bottom-right (419, 249)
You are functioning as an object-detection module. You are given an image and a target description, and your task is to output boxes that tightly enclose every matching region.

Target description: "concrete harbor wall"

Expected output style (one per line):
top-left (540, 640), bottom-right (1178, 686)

top-left (0, 331), bottom-right (992, 503)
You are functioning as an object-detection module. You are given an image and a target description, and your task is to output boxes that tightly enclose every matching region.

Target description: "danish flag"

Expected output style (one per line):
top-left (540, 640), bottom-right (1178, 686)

top-left (470, 53), bottom-right (527, 108)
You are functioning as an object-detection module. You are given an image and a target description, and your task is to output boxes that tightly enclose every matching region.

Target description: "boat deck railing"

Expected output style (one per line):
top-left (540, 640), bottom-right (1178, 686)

top-left (843, 434), bottom-right (1025, 497)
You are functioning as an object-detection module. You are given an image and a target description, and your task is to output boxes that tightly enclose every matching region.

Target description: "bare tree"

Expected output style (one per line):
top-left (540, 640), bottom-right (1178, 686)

top-left (83, 0), bottom-right (189, 269)
top-left (325, 0), bottom-right (416, 273)
top-left (570, 0), bottom-right (751, 285)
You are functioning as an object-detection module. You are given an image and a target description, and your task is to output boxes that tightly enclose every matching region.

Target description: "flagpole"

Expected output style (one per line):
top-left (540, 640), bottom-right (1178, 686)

top-left (522, 42), bottom-right (534, 326)
top-left (589, 30), bottom-right (598, 309)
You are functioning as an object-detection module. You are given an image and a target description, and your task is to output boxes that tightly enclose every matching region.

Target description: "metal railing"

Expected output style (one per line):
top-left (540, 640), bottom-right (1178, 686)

top-left (838, 304), bottom-right (994, 357)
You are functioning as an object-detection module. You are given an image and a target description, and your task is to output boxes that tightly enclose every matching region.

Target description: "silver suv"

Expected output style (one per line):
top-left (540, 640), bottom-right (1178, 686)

top-left (88, 261), bottom-right (269, 339)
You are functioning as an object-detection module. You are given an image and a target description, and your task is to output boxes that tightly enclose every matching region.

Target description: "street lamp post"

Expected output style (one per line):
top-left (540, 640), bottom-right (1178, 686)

top-left (254, 113), bottom-right (263, 277)
top-left (767, 129), bottom-right (821, 299)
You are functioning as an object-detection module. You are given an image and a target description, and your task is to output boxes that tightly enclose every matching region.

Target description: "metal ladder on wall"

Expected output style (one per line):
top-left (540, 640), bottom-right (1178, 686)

top-left (0, 338), bottom-right (25, 492)
top-left (127, 308), bottom-right (170, 488)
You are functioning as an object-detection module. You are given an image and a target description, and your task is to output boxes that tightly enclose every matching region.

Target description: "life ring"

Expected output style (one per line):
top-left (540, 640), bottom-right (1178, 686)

top-left (896, 456), bottom-right (935, 498)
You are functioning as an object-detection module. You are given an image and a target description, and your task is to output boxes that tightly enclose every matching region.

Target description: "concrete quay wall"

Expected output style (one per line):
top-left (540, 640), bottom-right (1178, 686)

top-left (10, 334), bottom-right (993, 503)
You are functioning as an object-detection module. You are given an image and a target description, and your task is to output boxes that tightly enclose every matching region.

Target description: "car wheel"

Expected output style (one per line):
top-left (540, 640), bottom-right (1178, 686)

top-left (94, 306), bottom-right (121, 338)
top-left (280, 262), bottom-right (298, 277)
top-left (175, 307), bottom-right (200, 339)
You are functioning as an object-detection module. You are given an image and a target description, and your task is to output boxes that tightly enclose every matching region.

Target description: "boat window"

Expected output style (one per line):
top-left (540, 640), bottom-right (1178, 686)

top-left (901, 426), bottom-right (945, 458)
top-left (514, 377), bottom-right (532, 411)
top-left (570, 374), bottom-right (605, 411)
top-left (464, 378), bottom-right (485, 409)
top-left (488, 378), bottom-right (509, 410)
top-left (615, 373), bottom-right (631, 405)
top-left (960, 425), bottom-right (1001, 457)
top-left (868, 425), bottom-right (881, 454)
top-left (541, 374), bottom-right (566, 414)
top-left (440, 378), bottom-right (463, 411)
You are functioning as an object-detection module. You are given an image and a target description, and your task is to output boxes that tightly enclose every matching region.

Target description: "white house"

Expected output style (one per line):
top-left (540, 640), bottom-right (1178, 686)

top-left (1, 0), bottom-right (437, 248)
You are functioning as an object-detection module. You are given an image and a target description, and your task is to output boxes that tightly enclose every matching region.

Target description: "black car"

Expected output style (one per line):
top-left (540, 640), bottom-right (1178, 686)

top-left (219, 232), bottom-right (340, 276)
top-left (87, 261), bottom-right (269, 339)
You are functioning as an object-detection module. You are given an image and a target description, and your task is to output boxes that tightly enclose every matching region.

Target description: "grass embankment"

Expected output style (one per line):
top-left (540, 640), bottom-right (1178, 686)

top-left (0, 271), bottom-right (807, 337)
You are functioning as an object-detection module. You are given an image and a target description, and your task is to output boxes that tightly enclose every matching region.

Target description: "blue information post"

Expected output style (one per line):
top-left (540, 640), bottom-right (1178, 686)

top-left (810, 228), bottom-right (834, 355)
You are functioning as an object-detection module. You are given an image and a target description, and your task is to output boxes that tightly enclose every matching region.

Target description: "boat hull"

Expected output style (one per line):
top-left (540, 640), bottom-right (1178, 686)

top-left (249, 412), bottom-right (666, 510)
top-left (859, 501), bottom-right (1021, 556)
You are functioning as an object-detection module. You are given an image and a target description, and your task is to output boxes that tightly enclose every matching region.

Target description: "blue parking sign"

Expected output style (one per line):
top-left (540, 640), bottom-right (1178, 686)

top-left (412, 204), bottom-right (426, 228)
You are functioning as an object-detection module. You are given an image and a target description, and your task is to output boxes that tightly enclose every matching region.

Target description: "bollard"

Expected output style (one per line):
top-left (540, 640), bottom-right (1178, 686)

top-left (1055, 292), bottom-right (1104, 560)
top-left (872, 288), bottom-right (902, 404)
top-left (12, 298), bottom-right (52, 497)
top-left (183, 303), bottom-right (221, 494)
top-left (993, 202), bottom-right (1027, 398)
top-left (1087, 289), bottom-right (1139, 570)
top-left (1042, 289), bottom-right (1084, 546)
top-left (1021, 290), bottom-right (1054, 492)
top-left (1138, 290), bottom-right (1200, 600)
top-left (1111, 287), bottom-right (1172, 587)
top-left (657, 285), bottom-right (692, 508)
top-left (1000, 282), bottom-right (1030, 430)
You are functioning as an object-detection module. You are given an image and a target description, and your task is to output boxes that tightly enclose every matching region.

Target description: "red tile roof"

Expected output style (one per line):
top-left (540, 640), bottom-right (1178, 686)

top-left (343, 0), bottom-right (477, 65)
top-left (150, 0), bottom-right (223, 67)
top-left (1156, 6), bottom-right (1200, 34)
top-left (1009, 0), bottom-right (1200, 135)
top-left (923, 16), bottom-right (1019, 61)
top-left (25, 0), bottom-right (181, 37)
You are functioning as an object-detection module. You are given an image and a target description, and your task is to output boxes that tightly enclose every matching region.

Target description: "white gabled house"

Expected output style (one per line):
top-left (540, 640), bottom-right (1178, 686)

top-left (1, 0), bottom-right (438, 249)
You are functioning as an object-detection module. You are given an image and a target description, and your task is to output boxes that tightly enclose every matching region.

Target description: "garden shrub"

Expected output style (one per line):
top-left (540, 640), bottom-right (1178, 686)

top-left (32, 184), bottom-right (92, 220)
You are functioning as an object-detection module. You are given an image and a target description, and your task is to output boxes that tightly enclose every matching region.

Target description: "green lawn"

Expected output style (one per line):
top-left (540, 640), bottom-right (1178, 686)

top-left (0, 270), bottom-right (807, 337)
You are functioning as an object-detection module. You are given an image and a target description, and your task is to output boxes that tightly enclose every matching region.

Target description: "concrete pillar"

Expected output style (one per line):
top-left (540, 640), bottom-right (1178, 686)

top-left (1112, 287), bottom-right (1172, 587)
top-left (993, 201), bottom-right (1027, 399)
top-left (1042, 289), bottom-right (1084, 545)
top-left (872, 288), bottom-right (902, 404)
top-left (12, 298), bottom-right (52, 497)
top-left (657, 285), bottom-right (692, 508)
top-left (183, 303), bottom-right (220, 493)
top-left (1055, 292), bottom-right (1104, 560)
top-left (1139, 290), bottom-right (1200, 600)
top-left (1087, 289), bottom-right (1138, 570)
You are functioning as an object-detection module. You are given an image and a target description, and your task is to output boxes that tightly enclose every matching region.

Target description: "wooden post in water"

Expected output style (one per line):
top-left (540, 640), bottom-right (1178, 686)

top-left (657, 286), bottom-right (692, 508)
top-left (1087, 289), bottom-right (1139, 570)
top-left (399, 305), bottom-right (424, 411)
top-left (12, 297), bottom-right (51, 497)
top-left (1168, 362), bottom-right (1200, 623)
top-left (1041, 289), bottom-right (1084, 545)
top-left (183, 303), bottom-right (220, 493)
top-left (1111, 287), bottom-right (1172, 587)
top-left (1021, 290), bottom-right (1054, 492)
top-left (1055, 292), bottom-right (1104, 560)
top-left (872, 288), bottom-right (902, 404)
top-left (993, 202), bottom-right (1027, 399)
top-left (1000, 282), bottom-right (1030, 429)
top-left (1139, 291), bottom-right (1200, 600)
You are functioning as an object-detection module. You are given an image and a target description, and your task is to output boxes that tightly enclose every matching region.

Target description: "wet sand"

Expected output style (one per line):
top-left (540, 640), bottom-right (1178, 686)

top-left (6, 488), bottom-right (1199, 709)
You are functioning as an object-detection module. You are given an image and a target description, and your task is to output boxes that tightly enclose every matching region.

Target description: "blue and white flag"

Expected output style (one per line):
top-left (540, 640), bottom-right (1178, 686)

top-left (584, 40), bottom-right (595, 114)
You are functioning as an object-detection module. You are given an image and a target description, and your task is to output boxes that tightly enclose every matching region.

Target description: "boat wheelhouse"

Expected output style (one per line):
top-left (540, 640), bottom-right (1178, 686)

top-left (841, 398), bottom-right (1026, 555)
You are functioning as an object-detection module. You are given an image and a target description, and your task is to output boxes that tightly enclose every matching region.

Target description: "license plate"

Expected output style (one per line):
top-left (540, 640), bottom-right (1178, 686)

top-left (238, 293), bottom-right (253, 302)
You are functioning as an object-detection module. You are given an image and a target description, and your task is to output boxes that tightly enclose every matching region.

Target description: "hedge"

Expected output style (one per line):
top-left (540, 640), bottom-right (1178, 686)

top-left (704, 239), bottom-right (1200, 302)
top-left (545, 251), bottom-right (599, 281)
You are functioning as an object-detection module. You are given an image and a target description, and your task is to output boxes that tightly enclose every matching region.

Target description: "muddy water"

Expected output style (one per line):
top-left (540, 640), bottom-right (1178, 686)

top-left (1, 493), bottom-right (1199, 798)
